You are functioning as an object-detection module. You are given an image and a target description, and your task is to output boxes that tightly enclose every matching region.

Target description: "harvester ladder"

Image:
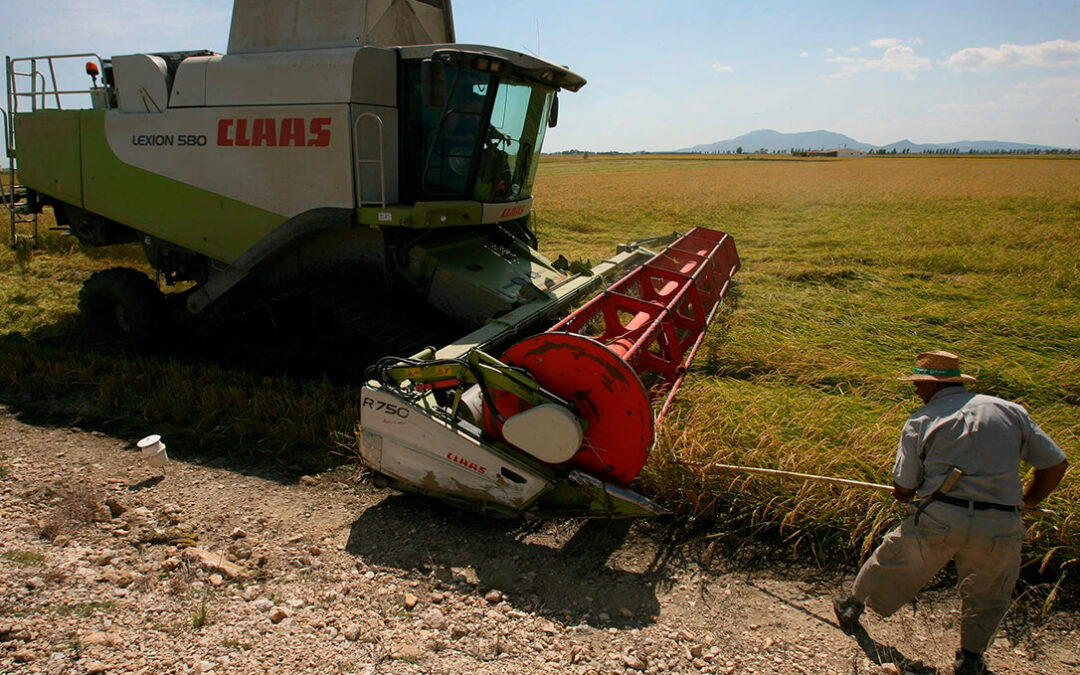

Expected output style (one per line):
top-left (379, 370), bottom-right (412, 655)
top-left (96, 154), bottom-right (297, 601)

top-left (1, 107), bottom-right (38, 250)
top-left (354, 112), bottom-right (386, 207)
top-left (4, 53), bottom-right (112, 249)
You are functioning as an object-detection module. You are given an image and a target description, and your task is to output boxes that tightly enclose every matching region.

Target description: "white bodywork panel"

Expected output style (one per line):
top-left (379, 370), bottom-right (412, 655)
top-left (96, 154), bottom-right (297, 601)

top-left (502, 404), bottom-right (583, 464)
top-left (112, 54), bottom-right (170, 113)
top-left (107, 46), bottom-right (403, 213)
top-left (104, 105), bottom-right (355, 216)
top-left (360, 386), bottom-right (550, 510)
top-left (205, 49), bottom-right (361, 107)
top-left (229, 0), bottom-right (454, 54)
top-left (169, 56), bottom-right (222, 108)
top-left (168, 48), bottom-right (398, 109)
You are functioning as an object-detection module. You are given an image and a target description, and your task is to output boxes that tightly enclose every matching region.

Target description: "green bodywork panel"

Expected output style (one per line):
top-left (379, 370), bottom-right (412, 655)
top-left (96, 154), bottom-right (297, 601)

top-left (411, 201), bottom-right (484, 228)
top-left (356, 202), bottom-right (485, 228)
top-left (380, 348), bottom-right (580, 424)
top-left (14, 110), bottom-right (287, 264)
top-left (356, 205), bottom-right (414, 227)
top-left (13, 111), bottom-right (83, 206)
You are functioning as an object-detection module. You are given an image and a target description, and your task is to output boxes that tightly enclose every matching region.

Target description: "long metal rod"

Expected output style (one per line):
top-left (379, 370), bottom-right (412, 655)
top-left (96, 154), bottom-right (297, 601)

top-left (677, 460), bottom-right (1057, 515)
top-left (677, 460), bottom-right (893, 492)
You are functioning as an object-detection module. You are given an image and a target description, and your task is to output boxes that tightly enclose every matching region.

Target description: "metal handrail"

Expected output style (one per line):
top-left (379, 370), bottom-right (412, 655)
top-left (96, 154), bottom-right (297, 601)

top-left (5, 56), bottom-right (15, 121)
top-left (1, 107), bottom-right (12, 213)
top-left (2, 106), bottom-right (34, 249)
top-left (1, 106), bottom-right (10, 160)
top-left (7, 53), bottom-right (110, 113)
top-left (353, 112), bottom-right (386, 208)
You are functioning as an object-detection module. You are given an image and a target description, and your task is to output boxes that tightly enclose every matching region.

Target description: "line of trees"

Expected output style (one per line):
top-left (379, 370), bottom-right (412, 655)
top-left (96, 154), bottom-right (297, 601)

top-left (548, 147), bottom-right (1075, 157)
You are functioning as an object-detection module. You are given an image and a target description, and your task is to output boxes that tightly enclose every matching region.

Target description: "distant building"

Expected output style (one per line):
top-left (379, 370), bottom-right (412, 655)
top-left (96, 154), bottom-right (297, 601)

top-left (806, 148), bottom-right (867, 157)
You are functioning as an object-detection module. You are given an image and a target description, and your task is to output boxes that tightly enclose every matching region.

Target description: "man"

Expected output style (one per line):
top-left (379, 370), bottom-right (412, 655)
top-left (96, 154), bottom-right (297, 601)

top-left (833, 351), bottom-right (1068, 675)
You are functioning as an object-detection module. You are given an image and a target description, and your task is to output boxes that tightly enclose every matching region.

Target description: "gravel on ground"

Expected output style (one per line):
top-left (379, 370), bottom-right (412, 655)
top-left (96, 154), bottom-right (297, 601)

top-left (1, 405), bottom-right (1076, 674)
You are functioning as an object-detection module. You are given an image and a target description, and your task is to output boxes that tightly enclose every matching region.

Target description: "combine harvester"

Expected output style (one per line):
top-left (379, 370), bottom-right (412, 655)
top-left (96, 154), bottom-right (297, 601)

top-left (3, 0), bottom-right (739, 517)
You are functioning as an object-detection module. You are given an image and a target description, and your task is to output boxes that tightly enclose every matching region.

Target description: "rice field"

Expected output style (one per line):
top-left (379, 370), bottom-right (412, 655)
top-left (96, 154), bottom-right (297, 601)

top-left (1, 155), bottom-right (1077, 586)
top-left (533, 154), bottom-right (1079, 576)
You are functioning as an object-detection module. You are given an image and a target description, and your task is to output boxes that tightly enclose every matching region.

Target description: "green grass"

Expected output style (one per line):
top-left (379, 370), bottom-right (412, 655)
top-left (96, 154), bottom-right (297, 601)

top-left (53, 600), bottom-right (116, 618)
top-left (192, 592), bottom-right (210, 630)
top-left (2, 549), bottom-right (47, 566)
top-left (0, 206), bottom-right (361, 468)
top-left (1, 155), bottom-right (1077, 585)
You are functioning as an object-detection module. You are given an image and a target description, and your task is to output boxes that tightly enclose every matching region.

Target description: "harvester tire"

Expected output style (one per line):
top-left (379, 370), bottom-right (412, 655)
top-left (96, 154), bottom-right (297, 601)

top-left (79, 267), bottom-right (165, 347)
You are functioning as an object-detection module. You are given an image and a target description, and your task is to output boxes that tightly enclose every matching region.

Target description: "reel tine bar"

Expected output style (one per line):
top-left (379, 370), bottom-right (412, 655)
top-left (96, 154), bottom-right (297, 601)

top-left (551, 227), bottom-right (740, 423)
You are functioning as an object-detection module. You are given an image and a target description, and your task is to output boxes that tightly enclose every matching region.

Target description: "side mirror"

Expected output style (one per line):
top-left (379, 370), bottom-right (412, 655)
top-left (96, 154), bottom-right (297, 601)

top-left (421, 58), bottom-right (447, 110)
top-left (548, 92), bottom-right (559, 129)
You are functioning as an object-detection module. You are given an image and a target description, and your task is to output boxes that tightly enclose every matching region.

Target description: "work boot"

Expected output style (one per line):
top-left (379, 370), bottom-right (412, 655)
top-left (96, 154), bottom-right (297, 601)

top-left (953, 649), bottom-right (986, 675)
top-left (832, 596), bottom-right (864, 633)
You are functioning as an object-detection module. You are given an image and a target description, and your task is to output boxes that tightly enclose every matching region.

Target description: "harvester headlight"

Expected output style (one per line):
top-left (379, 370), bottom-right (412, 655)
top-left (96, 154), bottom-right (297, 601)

top-left (472, 56), bottom-right (504, 73)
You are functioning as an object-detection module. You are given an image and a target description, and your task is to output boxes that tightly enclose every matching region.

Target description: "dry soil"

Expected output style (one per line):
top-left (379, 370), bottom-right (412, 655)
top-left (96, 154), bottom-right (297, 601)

top-left (1, 404), bottom-right (1077, 675)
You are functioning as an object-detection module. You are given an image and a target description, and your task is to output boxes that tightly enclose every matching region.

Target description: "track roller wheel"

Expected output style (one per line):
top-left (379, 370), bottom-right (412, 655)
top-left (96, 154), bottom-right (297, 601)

top-left (79, 267), bottom-right (165, 346)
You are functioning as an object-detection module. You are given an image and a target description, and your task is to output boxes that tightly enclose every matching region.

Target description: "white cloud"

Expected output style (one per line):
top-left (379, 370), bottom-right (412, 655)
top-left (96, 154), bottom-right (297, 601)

top-left (944, 39), bottom-right (1080, 72)
top-left (800, 51), bottom-right (810, 58)
top-left (847, 46), bottom-right (860, 53)
top-left (712, 63), bottom-right (734, 73)
top-left (870, 38), bottom-right (902, 49)
top-left (828, 45), bottom-right (932, 80)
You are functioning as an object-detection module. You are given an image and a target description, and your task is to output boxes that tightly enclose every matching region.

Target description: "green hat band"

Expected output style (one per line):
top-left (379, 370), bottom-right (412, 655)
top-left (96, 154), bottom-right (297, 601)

top-left (913, 367), bottom-right (961, 377)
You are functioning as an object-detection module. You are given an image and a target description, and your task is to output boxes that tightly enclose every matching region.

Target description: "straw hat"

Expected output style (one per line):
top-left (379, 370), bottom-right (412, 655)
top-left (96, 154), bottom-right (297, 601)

top-left (898, 351), bottom-right (976, 383)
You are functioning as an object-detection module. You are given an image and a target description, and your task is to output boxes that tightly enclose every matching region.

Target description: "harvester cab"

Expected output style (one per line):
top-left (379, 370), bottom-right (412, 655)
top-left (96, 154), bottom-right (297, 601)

top-left (4, 0), bottom-right (740, 517)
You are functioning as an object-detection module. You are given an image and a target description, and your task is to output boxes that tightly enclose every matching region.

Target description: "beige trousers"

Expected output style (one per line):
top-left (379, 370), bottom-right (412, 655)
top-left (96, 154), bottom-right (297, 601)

top-left (852, 500), bottom-right (1025, 653)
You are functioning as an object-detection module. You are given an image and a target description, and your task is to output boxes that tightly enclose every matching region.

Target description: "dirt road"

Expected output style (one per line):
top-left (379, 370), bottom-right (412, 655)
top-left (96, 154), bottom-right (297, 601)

top-left (1, 405), bottom-right (1076, 674)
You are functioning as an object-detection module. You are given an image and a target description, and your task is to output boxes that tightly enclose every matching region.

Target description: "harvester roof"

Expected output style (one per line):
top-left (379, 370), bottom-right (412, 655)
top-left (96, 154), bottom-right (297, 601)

top-left (228, 0), bottom-right (456, 54)
top-left (400, 44), bottom-right (587, 92)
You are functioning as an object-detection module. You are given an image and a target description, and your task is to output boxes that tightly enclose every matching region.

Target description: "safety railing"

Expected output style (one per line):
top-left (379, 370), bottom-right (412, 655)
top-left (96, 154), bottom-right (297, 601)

top-left (353, 112), bottom-right (387, 208)
top-left (6, 53), bottom-right (111, 115)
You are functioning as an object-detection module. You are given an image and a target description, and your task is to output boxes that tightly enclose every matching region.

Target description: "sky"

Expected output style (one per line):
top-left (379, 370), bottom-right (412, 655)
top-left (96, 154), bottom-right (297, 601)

top-left (1, 0), bottom-right (1078, 154)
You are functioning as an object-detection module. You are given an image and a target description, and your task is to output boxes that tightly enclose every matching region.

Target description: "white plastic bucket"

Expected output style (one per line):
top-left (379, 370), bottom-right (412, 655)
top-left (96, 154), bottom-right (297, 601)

top-left (137, 434), bottom-right (168, 468)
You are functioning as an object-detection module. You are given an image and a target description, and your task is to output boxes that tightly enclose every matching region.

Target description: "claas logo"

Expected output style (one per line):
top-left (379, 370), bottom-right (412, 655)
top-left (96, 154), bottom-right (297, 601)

top-left (217, 118), bottom-right (332, 147)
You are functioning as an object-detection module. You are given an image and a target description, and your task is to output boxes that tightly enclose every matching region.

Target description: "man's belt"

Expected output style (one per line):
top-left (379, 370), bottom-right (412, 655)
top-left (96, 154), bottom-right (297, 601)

top-left (913, 467), bottom-right (964, 525)
top-left (932, 493), bottom-right (1019, 513)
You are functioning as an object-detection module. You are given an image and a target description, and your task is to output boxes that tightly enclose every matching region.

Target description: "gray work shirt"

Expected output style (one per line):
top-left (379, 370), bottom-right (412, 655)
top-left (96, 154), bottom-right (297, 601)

top-left (893, 386), bottom-right (1067, 504)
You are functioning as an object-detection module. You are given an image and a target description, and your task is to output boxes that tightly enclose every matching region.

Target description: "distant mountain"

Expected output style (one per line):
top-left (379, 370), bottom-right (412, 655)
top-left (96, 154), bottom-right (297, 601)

top-left (876, 139), bottom-right (1058, 153)
top-left (679, 129), bottom-right (871, 154)
top-left (676, 129), bottom-right (1060, 154)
